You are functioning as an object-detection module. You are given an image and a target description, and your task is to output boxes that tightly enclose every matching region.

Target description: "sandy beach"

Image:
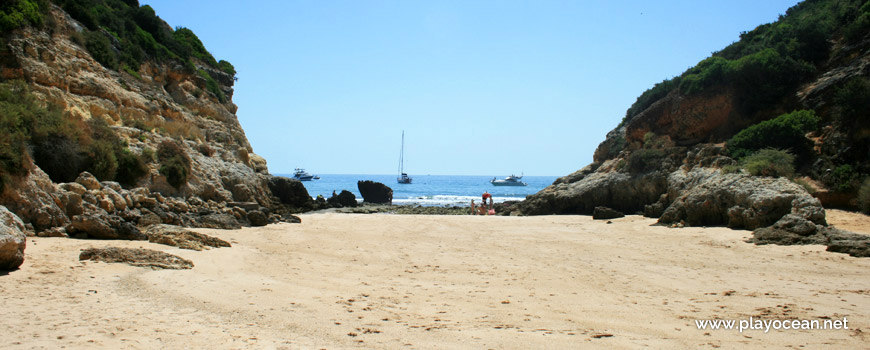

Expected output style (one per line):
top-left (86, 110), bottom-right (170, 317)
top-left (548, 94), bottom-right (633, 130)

top-left (2, 212), bottom-right (869, 349)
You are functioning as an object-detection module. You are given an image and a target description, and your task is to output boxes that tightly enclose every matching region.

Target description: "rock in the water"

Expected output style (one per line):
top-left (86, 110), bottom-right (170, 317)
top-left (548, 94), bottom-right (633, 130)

top-left (247, 210), bottom-right (268, 227)
top-left (0, 206), bottom-right (27, 270)
top-left (327, 190), bottom-right (358, 208)
top-left (68, 213), bottom-right (146, 240)
top-left (268, 176), bottom-right (313, 208)
top-left (145, 224), bottom-right (231, 251)
top-left (592, 206), bottom-right (625, 220)
top-left (358, 180), bottom-right (393, 204)
top-left (79, 247), bottom-right (193, 269)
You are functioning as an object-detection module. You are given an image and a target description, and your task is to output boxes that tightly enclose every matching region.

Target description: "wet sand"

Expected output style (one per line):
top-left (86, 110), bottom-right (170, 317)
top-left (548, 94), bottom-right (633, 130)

top-left (2, 212), bottom-right (869, 349)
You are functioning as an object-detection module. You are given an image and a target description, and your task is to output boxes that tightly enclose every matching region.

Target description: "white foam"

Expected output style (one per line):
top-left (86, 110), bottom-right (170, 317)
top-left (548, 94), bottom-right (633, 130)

top-left (392, 195), bottom-right (525, 207)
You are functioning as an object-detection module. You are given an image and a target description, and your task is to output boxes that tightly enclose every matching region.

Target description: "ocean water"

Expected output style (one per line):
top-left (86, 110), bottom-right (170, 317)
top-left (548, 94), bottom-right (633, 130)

top-left (275, 174), bottom-right (558, 207)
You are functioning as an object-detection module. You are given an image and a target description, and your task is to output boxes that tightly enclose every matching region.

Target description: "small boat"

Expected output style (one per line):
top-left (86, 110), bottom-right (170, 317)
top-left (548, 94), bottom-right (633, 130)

top-left (293, 168), bottom-right (315, 181)
top-left (397, 131), bottom-right (412, 184)
top-left (313, 176), bottom-right (321, 180)
top-left (491, 174), bottom-right (527, 186)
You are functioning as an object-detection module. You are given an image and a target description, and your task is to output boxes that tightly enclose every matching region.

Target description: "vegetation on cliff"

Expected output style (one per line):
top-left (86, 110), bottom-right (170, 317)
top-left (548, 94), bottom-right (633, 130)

top-left (0, 81), bottom-right (149, 189)
top-left (1, 0), bottom-right (234, 102)
top-left (622, 0), bottom-right (869, 126)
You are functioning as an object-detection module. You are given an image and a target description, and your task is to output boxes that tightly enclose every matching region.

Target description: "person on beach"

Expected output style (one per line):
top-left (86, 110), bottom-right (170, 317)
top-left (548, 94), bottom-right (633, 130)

top-left (482, 191), bottom-right (492, 204)
top-left (471, 199), bottom-right (476, 215)
top-left (488, 197), bottom-right (495, 215)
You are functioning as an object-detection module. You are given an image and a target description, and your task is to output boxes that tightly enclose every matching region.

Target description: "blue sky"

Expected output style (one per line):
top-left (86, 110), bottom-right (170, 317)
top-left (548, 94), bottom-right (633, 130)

top-left (141, 0), bottom-right (800, 176)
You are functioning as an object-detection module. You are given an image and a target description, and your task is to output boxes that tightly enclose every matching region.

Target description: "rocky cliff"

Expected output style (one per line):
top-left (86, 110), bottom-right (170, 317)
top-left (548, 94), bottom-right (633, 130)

top-left (519, 0), bottom-right (870, 257)
top-left (0, 3), bottom-right (312, 269)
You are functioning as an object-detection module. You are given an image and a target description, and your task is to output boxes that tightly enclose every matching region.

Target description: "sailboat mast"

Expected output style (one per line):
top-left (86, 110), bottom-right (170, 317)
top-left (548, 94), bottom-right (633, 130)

top-left (399, 130), bottom-right (404, 175)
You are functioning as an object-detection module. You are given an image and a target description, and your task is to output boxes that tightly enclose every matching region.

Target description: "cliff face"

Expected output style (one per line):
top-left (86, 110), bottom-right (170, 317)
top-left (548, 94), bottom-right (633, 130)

top-left (520, 0), bottom-right (870, 256)
top-left (0, 4), bottom-right (316, 249)
top-left (2, 5), bottom-right (271, 199)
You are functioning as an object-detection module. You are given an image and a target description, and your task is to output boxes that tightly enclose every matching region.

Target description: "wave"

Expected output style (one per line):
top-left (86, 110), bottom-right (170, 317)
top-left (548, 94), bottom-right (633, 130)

top-left (392, 195), bottom-right (526, 207)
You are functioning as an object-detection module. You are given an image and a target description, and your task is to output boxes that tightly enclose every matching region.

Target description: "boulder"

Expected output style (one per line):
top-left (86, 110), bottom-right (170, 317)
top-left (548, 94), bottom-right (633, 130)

top-left (520, 169), bottom-right (667, 215)
top-left (0, 206), bottom-right (27, 270)
top-left (592, 206), bottom-right (625, 220)
top-left (68, 212), bottom-right (146, 240)
top-left (197, 212), bottom-right (241, 229)
top-left (79, 247), bottom-right (193, 269)
top-left (75, 172), bottom-right (102, 190)
top-left (825, 230), bottom-right (870, 258)
top-left (145, 224), bottom-right (231, 251)
top-left (247, 210), bottom-right (268, 227)
top-left (0, 167), bottom-right (69, 232)
top-left (659, 168), bottom-right (826, 229)
top-left (267, 176), bottom-right (313, 208)
top-left (327, 190), bottom-right (358, 208)
top-left (357, 180), bottom-right (393, 204)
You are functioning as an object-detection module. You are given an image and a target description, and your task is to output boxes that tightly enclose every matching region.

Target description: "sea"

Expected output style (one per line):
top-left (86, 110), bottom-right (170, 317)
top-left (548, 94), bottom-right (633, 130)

top-left (275, 174), bottom-right (558, 207)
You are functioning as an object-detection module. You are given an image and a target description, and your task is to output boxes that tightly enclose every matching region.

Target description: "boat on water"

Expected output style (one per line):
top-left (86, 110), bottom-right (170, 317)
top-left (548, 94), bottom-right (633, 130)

top-left (293, 168), bottom-right (316, 181)
top-left (397, 131), bottom-right (412, 184)
top-left (490, 174), bottom-right (527, 186)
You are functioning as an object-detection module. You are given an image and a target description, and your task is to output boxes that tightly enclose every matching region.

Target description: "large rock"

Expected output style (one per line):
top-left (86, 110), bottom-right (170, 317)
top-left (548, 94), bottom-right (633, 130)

top-left (267, 176), bottom-right (313, 208)
top-left (327, 190), bottom-right (358, 208)
top-left (520, 167), bottom-right (668, 215)
top-left (68, 212), bottom-right (146, 240)
top-left (0, 206), bottom-right (27, 270)
top-left (197, 212), bottom-right (241, 229)
top-left (79, 247), bottom-right (193, 269)
top-left (145, 224), bottom-right (231, 251)
top-left (592, 206), bottom-right (625, 220)
top-left (0, 167), bottom-right (69, 232)
top-left (659, 168), bottom-right (826, 229)
top-left (357, 181), bottom-right (393, 204)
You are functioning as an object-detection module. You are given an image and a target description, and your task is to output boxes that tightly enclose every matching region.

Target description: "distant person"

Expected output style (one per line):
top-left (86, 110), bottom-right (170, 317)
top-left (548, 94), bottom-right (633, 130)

top-left (482, 191), bottom-right (492, 204)
top-left (471, 199), bottom-right (476, 215)
top-left (479, 202), bottom-right (487, 215)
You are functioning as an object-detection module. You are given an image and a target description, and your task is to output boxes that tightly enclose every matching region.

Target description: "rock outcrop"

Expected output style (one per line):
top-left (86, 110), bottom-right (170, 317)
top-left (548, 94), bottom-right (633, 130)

top-left (328, 190), bottom-right (358, 208)
top-left (0, 206), bottom-right (27, 270)
top-left (592, 206), bottom-right (624, 220)
top-left (145, 224), bottom-right (230, 251)
top-left (79, 247), bottom-right (193, 269)
top-left (358, 181), bottom-right (393, 204)
top-left (0, 5), bottom-right (308, 248)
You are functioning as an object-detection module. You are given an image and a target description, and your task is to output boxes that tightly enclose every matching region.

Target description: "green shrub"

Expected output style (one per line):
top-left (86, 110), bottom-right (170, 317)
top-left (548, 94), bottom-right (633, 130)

top-left (741, 148), bottom-right (795, 177)
top-left (157, 140), bottom-right (190, 188)
top-left (859, 178), bottom-right (870, 214)
top-left (115, 148), bottom-right (148, 187)
top-left (198, 69), bottom-right (226, 103)
top-left (829, 164), bottom-right (860, 192)
top-left (0, 0), bottom-right (48, 31)
top-left (85, 30), bottom-right (117, 70)
top-left (0, 80), bottom-right (75, 187)
top-left (721, 164), bottom-right (741, 174)
top-left (833, 77), bottom-right (870, 124)
top-left (727, 110), bottom-right (820, 159)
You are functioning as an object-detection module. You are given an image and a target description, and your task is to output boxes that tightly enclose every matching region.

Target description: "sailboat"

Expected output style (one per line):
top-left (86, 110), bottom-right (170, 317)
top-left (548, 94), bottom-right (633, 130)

top-left (397, 130), bottom-right (412, 184)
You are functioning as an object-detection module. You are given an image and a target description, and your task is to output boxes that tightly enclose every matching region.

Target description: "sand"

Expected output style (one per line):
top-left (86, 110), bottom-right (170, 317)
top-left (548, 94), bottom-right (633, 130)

top-left (2, 213), bottom-right (869, 349)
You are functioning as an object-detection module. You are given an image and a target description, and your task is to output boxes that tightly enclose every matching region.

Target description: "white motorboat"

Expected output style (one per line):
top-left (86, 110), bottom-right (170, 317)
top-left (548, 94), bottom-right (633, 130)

top-left (490, 174), bottom-right (527, 186)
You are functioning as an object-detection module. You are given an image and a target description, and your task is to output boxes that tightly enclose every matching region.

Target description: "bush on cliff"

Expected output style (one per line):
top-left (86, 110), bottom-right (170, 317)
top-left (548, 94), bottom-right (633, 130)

top-left (621, 0), bottom-right (862, 124)
top-left (741, 148), bottom-right (795, 178)
top-left (157, 140), bottom-right (190, 188)
top-left (859, 178), bottom-right (870, 214)
top-left (0, 0), bottom-right (48, 31)
top-left (55, 0), bottom-right (236, 90)
top-left (727, 110), bottom-right (819, 160)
